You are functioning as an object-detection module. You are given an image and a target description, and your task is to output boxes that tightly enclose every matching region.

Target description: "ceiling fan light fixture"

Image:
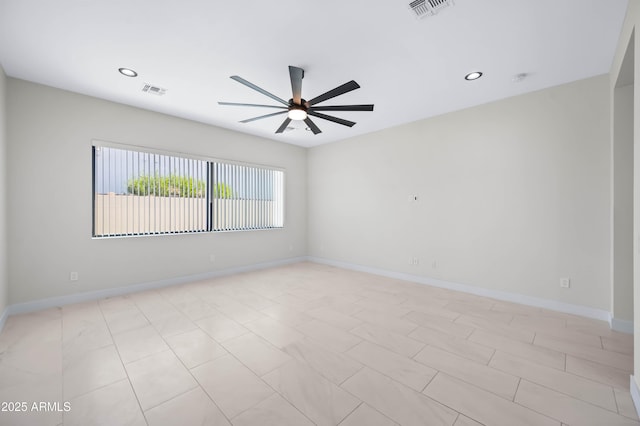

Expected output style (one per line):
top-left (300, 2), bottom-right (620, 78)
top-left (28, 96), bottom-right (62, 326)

top-left (465, 71), bottom-right (483, 81)
top-left (288, 107), bottom-right (308, 121)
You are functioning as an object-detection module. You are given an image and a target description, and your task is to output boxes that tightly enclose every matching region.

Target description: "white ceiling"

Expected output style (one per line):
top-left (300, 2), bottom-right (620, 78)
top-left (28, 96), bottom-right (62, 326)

top-left (0, 0), bottom-right (629, 147)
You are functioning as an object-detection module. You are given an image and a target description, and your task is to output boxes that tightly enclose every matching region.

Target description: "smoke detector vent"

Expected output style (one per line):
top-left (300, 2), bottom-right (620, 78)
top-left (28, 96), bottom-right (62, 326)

top-left (142, 84), bottom-right (167, 96)
top-left (409, 0), bottom-right (454, 18)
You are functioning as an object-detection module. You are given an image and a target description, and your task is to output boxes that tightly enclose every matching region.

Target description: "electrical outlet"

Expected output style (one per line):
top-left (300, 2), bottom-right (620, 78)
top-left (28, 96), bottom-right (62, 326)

top-left (432, 261), bottom-right (438, 269)
top-left (209, 254), bottom-right (216, 263)
top-left (560, 278), bottom-right (570, 288)
top-left (409, 257), bottom-right (419, 265)
top-left (70, 272), bottom-right (79, 281)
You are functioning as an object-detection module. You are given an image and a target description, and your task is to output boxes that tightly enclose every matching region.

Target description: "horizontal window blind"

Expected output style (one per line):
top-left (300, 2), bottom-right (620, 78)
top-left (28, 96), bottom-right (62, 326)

top-left (92, 144), bottom-right (284, 238)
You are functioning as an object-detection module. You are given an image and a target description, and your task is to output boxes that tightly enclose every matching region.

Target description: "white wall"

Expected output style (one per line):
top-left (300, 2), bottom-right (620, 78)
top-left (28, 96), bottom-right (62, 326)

top-left (6, 78), bottom-right (307, 304)
top-left (610, 0), bottom-right (640, 399)
top-left (0, 65), bottom-right (7, 316)
top-left (308, 75), bottom-right (610, 312)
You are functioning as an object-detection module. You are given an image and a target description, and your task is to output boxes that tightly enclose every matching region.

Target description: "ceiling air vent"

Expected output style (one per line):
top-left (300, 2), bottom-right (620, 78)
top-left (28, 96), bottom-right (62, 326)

top-left (409, 0), bottom-right (454, 18)
top-left (142, 84), bottom-right (167, 96)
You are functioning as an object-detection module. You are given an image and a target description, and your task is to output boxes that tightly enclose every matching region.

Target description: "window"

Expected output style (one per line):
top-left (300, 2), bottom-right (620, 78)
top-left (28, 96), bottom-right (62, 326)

top-left (211, 162), bottom-right (284, 232)
top-left (92, 143), bottom-right (284, 237)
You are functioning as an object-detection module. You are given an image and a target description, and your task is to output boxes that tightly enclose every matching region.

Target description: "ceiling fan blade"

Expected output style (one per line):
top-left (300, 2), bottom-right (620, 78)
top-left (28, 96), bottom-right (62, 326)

top-left (275, 117), bottom-right (292, 134)
top-left (309, 104), bottom-right (374, 112)
top-left (304, 118), bottom-right (322, 134)
top-left (218, 102), bottom-right (287, 109)
top-left (289, 66), bottom-right (304, 105)
top-left (240, 110), bottom-right (287, 123)
top-left (230, 75), bottom-right (289, 106)
top-left (307, 80), bottom-right (360, 106)
top-left (308, 111), bottom-right (356, 127)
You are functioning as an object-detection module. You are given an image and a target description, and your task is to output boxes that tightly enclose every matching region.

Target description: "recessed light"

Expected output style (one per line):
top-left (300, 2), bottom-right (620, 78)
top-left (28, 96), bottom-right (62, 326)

top-left (465, 71), bottom-right (483, 81)
top-left (118, 68), bottom-right (138, 77)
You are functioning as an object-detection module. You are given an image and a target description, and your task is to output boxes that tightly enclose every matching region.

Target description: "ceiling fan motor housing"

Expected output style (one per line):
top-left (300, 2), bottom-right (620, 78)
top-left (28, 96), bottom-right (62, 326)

top-left (289, 99), bottom-right (307, 109)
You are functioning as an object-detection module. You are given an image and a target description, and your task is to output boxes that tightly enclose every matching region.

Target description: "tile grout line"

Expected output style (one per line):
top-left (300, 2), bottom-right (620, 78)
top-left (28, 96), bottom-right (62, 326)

top-left (421, 369), bottom-right (440, 393)
top-left (173, 277), bottom-right (362, 425)
top-left (60, 305), bottom-right (126, 398)
top-left (341, 343), bottom-right (437, 394)
top-left (96, 298), bottom-right (150, 426)
top-left (485, 347), bottom-right (498, 366)
top-left (153, 289), bottom-right (270, 426)
top-left (613, 384), bottom-right (622, 415)
top-left (412, 351), bottom-right (522, 403)
top-left (518, 378), bottom-right (637, 418)
top-left (512, 377), bottom-right (522, 402)
top-left (335, 401), bottom-right (364, 426)
top-left (251, 360), bottom-right (332, 426)
top-left (511, 386), bottom-right (567, 425)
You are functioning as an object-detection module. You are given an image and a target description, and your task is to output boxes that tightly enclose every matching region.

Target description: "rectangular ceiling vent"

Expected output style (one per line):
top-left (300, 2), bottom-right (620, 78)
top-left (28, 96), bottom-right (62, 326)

top-left (142, 84), bottom-right (167, 96)
top-left (409, 0), bottom-right (454, 18)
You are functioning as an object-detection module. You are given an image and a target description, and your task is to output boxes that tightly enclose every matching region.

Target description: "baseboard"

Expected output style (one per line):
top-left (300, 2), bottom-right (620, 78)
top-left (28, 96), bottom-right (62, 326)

top-left (4, 256), bottom-right (306, 320)
top-left (308, 256), bottom-right (614, 325)
top-left (611, 317), bottom-right (634, 334)
top-left (631, 376), bottom-right (640, 419)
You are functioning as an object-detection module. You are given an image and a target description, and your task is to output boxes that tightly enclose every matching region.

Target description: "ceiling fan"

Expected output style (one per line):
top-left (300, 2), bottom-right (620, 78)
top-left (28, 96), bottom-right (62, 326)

top-left (218, 66), bottom-right (374, 135)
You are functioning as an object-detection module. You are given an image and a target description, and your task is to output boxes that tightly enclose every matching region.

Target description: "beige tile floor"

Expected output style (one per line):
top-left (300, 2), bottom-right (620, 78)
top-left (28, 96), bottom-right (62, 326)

top-left (0, 262), bottom-right (637, 425)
